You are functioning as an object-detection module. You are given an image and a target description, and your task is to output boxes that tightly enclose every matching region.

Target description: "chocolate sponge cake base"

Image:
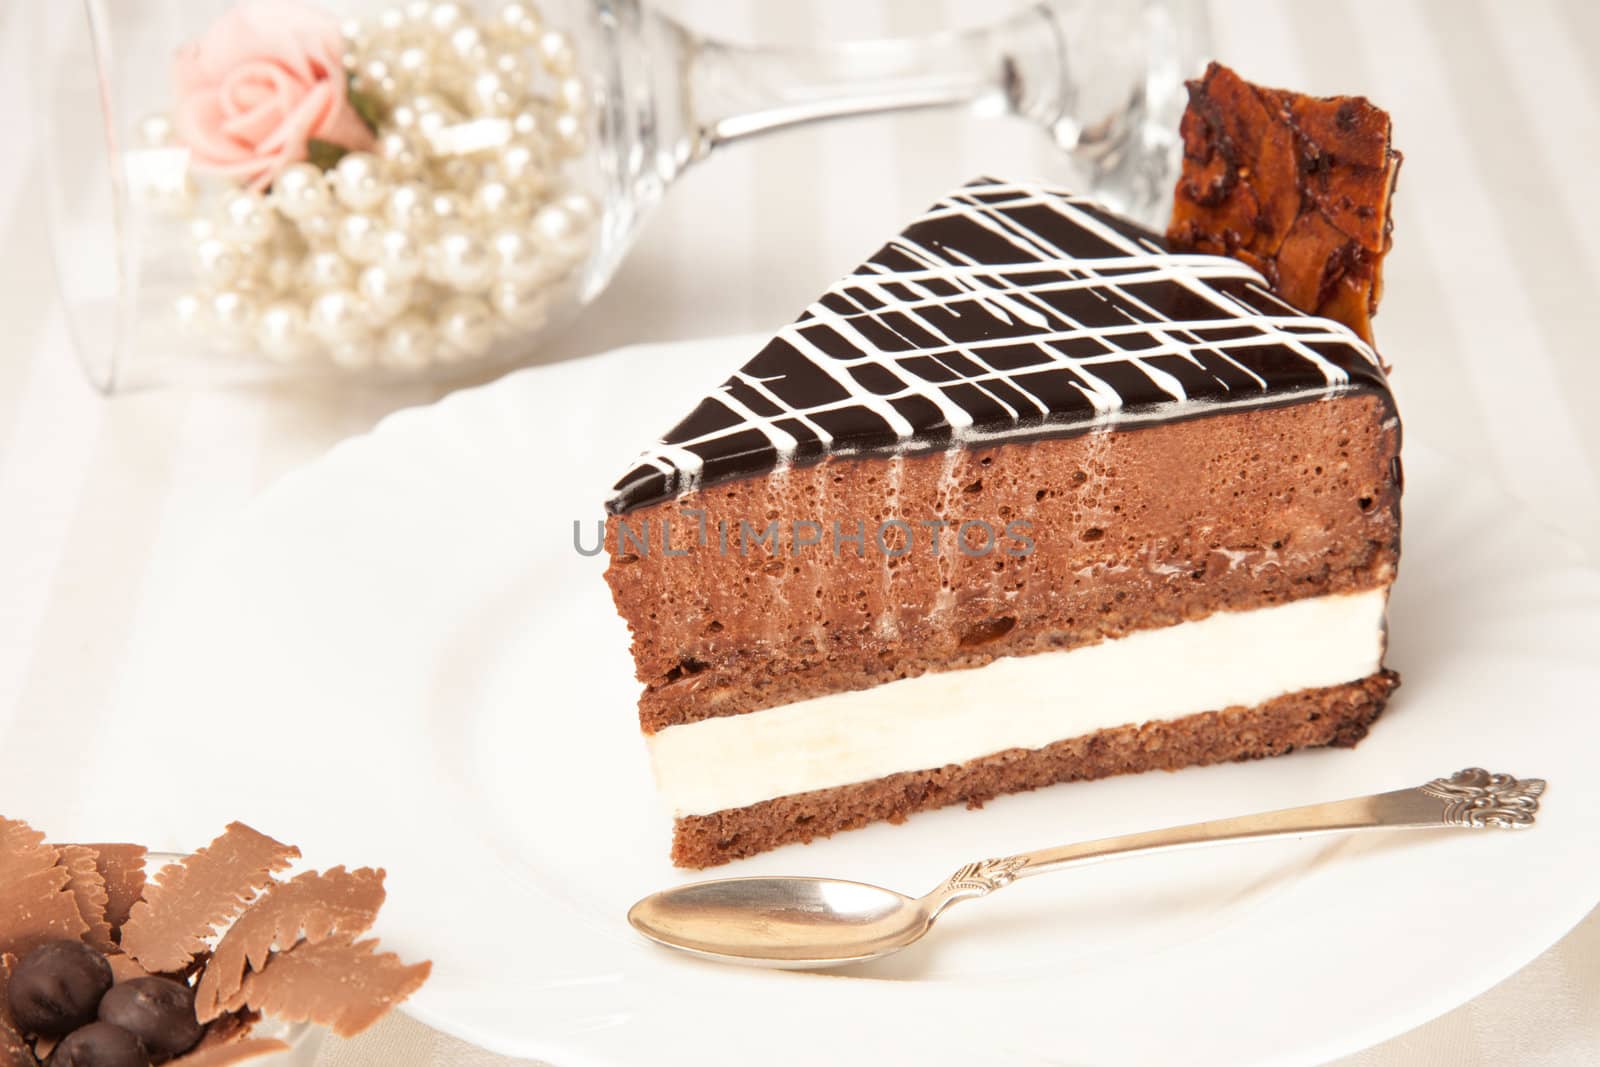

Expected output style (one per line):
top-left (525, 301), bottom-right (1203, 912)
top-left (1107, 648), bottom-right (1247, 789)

top-left (671, 671), bottom-right (1399, 869)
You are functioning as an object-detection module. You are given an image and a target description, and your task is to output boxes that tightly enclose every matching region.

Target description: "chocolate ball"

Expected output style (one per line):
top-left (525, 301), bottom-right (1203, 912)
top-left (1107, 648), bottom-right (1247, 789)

top-left (46, 1022), bottom-right (150, 1067)
top-left (7, 940), bottom-right (114, 1036)
top-left (96, 978), bottom-right (202, 1062)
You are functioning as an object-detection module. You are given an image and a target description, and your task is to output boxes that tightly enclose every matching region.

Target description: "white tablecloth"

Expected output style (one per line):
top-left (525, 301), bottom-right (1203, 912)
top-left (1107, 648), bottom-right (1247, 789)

top-left (1, 1), bottom-right (1595, 1063)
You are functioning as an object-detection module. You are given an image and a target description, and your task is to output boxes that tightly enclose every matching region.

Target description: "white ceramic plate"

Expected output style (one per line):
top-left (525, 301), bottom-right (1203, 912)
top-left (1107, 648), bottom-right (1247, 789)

top-left (81, 335), bottom-right (1600, 1067)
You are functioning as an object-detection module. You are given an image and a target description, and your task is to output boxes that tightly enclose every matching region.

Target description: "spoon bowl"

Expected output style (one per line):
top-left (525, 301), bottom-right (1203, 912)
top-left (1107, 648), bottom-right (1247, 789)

top-left (627, 876), bottom-right (929, 969)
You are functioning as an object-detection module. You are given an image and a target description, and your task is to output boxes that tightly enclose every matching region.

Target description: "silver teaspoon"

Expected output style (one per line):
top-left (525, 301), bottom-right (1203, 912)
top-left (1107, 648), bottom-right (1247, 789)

top-left (628, 767), bottom-right (1545, 970)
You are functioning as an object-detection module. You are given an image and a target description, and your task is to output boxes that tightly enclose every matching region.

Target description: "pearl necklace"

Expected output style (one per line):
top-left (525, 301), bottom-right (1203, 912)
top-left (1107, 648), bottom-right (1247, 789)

top-left (165, 0), bottom-right (597, 374)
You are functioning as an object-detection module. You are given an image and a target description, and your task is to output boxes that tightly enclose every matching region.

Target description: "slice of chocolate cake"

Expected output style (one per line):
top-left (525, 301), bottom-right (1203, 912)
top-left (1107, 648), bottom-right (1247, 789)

top-left (605, 167), bottom-right (1401, 868)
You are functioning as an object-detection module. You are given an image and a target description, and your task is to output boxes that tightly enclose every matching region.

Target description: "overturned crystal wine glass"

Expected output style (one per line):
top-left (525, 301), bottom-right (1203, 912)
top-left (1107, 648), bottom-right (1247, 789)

top-left (36, 0), bottom-right (1208, 392)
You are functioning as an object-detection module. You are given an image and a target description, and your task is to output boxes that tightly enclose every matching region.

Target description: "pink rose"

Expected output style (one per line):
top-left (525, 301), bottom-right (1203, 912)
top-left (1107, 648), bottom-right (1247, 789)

top-left (173, 0), bottom-right (375, 191)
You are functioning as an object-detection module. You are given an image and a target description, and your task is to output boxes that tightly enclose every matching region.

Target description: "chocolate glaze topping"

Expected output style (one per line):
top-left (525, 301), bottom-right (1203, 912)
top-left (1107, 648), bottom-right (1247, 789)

top-left (607, 177), bottom-right (1393, 515)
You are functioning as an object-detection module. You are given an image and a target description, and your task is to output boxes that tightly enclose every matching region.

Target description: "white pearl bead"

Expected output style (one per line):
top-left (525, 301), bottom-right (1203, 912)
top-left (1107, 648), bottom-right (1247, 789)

top-left (296, 209), bottom-right (340, 245)
top-left (537, 30), bottom-right (575, 77)
top-left (498, 3), bottom-right (541, 40)
top-left (488, 278), bottom-right (547, 330)
top-left (302, 250), bottom-right (355, 291)
top-left (404, 1), bottom-right (432, 23)
top-left (472, 179), bottom-right (522, 220)
top-left (379, 313), bottom-right (435, 371)
top-left (376, 132), bottom-right (424, 180)
top-left (385, 181), bottom-right (434, 233)
top-left (428, 1), bottom-right (465, 32)
top-left (489, 228), bottom-right (544, 285)
top-left (271, 162), bottom-right (331, 219)
top-left (308, 289), bottom-right (368, 344)
top-left (558, 190), bottom-right (597, 228)
top-left (173, 292), bottom-right (210, 335)
top-left (532, 202), bottom-right (587, 263)
top-left (437, 295), bottom-right (494, 360)
top-left (432, 226), bottom-right (494, 292)
top-left (492, 49), bottom-right (529, 87)
top-left (255, 300), bottom-right (311, 362)
top-left (193, 238), bottom-right (242, 288)
top-left (468, 71), bottom-right (513, 117)
top-left (495, 140), bottom-right (548, 192)
top-left (138, 113), bottom-right (174, 147)
top-left (511, 111), bottom-right (540, 139)
top-left (389, 103), bottom-right (420, 131)
top-left (211, 289), bottom-right (258, 339)
top-left (429, 190), bottom-right (468, 225)
top-left (396, 45), bottom-right (430, 83)
top-left (378, 8), bottom-right (406, 33)
top-left (358, 264), bottom-right (413, 322)
top-left (188, 216), bottom-right (217, 243)
top-left (334, 152), bottom-right (387, 212)
top-left (219, 191), bottom-right (276, 245)
top-left (362, 57), bottom-right (392, 88)
top-left (416, 107), bottom-right (460, 144)
top-left (448, 23), bottom-right (487, 62)
top-left (337, 212), bottom-right (383, 264)
top-left (551, 112), bottom-right (586, 158)
top-left (555, 76), bottom-right (587, 115)
top-left (377, 228), bottom-right (423, 281)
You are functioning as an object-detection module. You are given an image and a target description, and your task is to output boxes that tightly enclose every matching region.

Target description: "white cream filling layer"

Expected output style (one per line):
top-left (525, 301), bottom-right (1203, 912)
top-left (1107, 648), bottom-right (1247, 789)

top-left (649, 589), bottom-right (1389, 817)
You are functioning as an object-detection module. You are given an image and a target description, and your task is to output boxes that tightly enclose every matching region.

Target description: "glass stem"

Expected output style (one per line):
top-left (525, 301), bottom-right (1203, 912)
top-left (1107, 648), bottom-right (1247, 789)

top-left (676, 5), bottom-right (1065, 159)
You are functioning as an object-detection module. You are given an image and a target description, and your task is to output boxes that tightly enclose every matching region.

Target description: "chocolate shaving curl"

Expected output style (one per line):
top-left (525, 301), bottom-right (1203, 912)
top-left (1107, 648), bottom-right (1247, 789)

top-left (121, 823), bottom-right (300, 975)
top-left (57, 846), bottom-right (114, 953)
top-left (0, 817), bottom-right (86, 959)
top-left (232, 937), bottom-right (431, 1039)
top-left (196, 867), bottom-right (386, 1023)
top-left (79, 844), bottom-right (148, 944)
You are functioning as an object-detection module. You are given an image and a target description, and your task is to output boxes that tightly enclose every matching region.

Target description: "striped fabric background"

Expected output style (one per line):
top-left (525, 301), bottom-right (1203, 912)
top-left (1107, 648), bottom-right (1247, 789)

top-left (1, 1), bottom-right (1595, 1064)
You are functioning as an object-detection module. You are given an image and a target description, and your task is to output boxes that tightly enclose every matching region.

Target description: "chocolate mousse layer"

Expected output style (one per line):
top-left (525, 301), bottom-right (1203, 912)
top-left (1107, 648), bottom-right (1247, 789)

top-left (606, 394), bottom-right (1399, 735)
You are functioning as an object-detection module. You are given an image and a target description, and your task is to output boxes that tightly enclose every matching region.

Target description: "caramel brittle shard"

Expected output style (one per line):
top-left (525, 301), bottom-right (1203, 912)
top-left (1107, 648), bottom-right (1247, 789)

top-left (80, 843), bottom-right (148, 942)
top-left (0, 816), bottom-right (88, 959)
top-left (120, 823), bottom-right (300, 974)
top-left (57, 845), bottom-right (115, 953)
top-left (197, 866), bottom-right (387, 1022)
top-left (1, 953), bottom-right (35, 1067)
top-left (234, 937), bottom-right (431, 1039)
top-left (1168, 61), bottom-right (1401, 343)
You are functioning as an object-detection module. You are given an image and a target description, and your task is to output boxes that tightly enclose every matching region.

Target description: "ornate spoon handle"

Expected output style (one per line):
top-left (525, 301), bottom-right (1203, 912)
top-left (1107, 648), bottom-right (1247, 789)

top-left (925, 769), bottom-right (1546, 912)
